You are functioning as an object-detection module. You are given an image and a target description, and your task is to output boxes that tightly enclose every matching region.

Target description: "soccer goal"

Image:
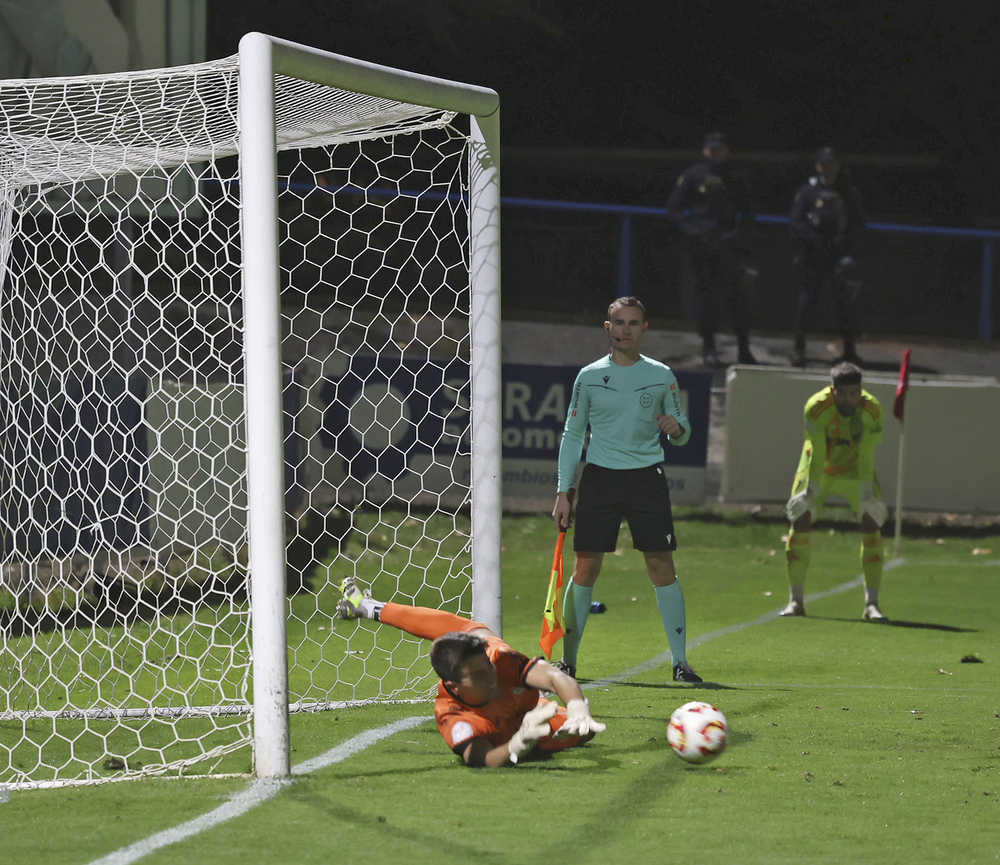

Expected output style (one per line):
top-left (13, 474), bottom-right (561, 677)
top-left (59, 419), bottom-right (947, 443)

top-left (0, 32), bottom-right (501, 788)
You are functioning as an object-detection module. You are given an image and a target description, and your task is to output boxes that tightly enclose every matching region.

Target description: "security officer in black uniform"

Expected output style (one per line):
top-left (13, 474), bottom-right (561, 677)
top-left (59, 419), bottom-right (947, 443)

top-left (667, 131), bottom-right (757, 368)
top-left (788, 146), bottom-right (866, 367)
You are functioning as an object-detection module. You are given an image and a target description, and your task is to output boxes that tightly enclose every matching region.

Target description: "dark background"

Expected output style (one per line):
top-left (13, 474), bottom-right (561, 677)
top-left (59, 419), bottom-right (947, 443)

top-left (206, 2), bottom-right (999, 337)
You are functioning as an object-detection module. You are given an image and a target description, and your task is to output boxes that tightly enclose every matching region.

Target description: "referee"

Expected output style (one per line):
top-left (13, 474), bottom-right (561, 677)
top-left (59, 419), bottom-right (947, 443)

top-left (551, 296), bottom-right (702, 683)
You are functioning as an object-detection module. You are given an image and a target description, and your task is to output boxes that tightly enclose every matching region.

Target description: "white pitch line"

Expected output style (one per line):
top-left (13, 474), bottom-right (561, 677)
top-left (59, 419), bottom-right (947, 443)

top-left (904, 560), bottom-right (999, 567)
top-left (89, 557), bottom-right (906, 864)
top-left (721, 681), bottom-right (994, 693)
top-left (87, 716), bottom-right (430, 865)
top-left (584, 558), bottom-right (906, 688)
top-left (288, 715), bottom-right (429, 777)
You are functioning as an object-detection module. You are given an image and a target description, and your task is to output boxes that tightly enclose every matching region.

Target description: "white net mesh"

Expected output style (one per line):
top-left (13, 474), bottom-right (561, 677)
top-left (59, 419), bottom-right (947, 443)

top-left (0, 52), bottom-right (479, 788)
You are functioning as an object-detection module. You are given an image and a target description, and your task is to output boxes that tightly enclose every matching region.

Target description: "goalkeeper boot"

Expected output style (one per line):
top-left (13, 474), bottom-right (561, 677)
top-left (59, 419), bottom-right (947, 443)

top-left (862, 603), bottom-right (889, 623)
top-left (672, 661), bottom-right (703, 683)
top-left (780, 600), bottom-right (805, 617)
top-left (337, 576), bottom-right (373, 620)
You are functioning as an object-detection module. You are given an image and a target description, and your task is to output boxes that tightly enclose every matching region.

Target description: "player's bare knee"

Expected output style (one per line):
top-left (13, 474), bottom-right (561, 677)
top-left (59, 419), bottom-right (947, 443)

top-left (644, 551), bottom-right (677, 586)
top-left (572, 553), bottom-right (603, 586)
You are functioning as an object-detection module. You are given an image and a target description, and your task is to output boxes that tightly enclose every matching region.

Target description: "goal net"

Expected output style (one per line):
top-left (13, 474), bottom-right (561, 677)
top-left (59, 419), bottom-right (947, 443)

top-left (0, 33), bottom-right (501, 789)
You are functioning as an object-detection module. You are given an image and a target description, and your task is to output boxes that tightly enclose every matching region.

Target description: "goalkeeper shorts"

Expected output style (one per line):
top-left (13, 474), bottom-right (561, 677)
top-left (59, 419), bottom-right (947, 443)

top-left (791, 456), bottom-right (882, 518)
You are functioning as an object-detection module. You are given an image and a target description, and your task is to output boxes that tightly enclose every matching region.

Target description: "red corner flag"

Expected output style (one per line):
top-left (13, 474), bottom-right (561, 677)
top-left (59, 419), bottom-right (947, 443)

top-left (893, 349), bottom-right (912, 422)
top-left (539, 532), bottom-right (566, 659)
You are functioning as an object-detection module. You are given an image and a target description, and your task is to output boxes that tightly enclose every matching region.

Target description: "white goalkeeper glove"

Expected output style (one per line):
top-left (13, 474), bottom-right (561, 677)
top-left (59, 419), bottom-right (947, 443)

top-left (786, 481), bottom-right (818, 523)
top-left (508, 701), bottom-right (558, 764)
top-left (857, 481), bottom-right (887, 526)
top-left (558, 698), bottom-right (607, 738)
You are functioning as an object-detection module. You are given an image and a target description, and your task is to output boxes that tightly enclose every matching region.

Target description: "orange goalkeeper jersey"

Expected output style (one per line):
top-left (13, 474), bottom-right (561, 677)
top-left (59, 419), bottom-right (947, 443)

top-left (435, 636), bottom-right (552, 754)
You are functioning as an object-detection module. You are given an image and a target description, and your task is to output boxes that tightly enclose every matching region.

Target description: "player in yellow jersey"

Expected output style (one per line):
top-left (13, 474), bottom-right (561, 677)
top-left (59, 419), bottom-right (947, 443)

top-left (781, 362), bottom-right (889, 621)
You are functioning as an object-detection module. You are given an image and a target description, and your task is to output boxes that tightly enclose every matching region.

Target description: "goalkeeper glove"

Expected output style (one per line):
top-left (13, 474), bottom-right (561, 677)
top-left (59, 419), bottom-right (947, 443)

top-left (508, 701), bottom-right (557, 764)
top-left (558, 698), bottom-right (607, 738)
top-left (786, 481), bottom-right (818, 523)
top-left (857, 481), bottom-right (887, 526)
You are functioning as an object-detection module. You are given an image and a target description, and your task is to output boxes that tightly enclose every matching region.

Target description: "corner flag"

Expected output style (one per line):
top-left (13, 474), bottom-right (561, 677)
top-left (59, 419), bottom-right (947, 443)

top-left (892, 348), bottom-right (912, 557)
top-left (539, 531), bottom-right (566, 659)
top-left (893, 348), bottom-right (912, 422)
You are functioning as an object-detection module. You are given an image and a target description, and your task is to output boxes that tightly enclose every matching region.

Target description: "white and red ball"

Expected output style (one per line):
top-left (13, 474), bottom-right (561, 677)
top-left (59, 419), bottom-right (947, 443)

top-left (667, 701), bottom-right (729, 764)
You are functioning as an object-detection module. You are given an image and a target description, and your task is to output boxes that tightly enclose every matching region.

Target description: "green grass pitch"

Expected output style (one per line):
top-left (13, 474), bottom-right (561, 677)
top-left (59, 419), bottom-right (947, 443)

top-left (2, 510), bottom-right (998, 864)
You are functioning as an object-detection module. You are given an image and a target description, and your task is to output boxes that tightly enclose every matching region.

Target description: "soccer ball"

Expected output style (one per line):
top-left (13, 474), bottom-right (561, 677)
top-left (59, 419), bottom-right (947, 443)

top-left (667, 701), bottom-right (729, 764)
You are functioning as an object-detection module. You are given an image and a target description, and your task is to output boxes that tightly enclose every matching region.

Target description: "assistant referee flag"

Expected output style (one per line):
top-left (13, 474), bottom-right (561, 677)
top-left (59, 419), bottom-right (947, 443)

top-left (540, 532), bottom-right (566, 659)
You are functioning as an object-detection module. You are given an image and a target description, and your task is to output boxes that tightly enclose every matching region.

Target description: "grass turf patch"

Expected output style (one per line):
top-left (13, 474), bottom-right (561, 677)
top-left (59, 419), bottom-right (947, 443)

top-left (3, 512), bottom-right (998, 865)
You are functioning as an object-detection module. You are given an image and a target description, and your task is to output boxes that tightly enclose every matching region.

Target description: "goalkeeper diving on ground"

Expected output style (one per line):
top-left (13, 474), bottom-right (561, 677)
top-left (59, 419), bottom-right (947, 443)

top-left (337, 578), bottom-right (606, 767)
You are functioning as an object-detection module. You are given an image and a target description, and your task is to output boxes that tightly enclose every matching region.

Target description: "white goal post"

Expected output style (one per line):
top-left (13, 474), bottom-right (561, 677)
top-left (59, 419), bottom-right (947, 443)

top-left (0, 32), bottom-right (501, 788)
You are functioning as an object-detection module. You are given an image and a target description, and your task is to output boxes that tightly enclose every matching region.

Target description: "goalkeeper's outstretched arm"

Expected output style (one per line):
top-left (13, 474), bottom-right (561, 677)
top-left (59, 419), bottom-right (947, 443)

top-left (461, 662), bottom-right (606, 768)
top-left (525, 661), bottom-right (606, 739)
top-left (463, 702), bottom-right (558, 768)
top-left (525, 659), bottom-right (586, 707)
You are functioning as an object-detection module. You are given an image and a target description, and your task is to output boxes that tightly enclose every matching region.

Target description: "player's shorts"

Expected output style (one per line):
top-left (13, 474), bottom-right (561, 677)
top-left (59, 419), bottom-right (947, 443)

top-left (573, 463), bottom-right (677, 553)
top-left (790, 442), bottom-right (882, 518)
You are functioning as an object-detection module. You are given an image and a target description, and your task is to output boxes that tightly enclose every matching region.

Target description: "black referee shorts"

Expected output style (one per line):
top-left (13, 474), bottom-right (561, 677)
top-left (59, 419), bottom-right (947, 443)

top-left (572, 463), bottom-right (677, 553)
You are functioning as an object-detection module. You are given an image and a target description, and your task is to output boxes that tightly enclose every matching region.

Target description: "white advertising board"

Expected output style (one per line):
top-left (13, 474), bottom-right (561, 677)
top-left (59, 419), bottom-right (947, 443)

top-left (723, 366), bottom-right (1000, 514)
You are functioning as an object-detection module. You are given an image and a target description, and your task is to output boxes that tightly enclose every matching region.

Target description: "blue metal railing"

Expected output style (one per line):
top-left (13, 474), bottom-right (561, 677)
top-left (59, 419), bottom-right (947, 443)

top-left (503, 197), bottom-right (1000, 342)
top-left (279, 178), bottom-right (998, 340)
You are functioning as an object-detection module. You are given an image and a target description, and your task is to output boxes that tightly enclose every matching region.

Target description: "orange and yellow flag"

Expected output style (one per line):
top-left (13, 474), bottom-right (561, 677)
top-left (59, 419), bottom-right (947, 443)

top-left (539, 531), bottom-right (566, 659)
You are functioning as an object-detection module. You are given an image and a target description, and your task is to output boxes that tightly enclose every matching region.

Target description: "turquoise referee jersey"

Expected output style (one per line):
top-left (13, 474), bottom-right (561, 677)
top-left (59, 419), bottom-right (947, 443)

top-left (557, 354), bottom-right (691, 493)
